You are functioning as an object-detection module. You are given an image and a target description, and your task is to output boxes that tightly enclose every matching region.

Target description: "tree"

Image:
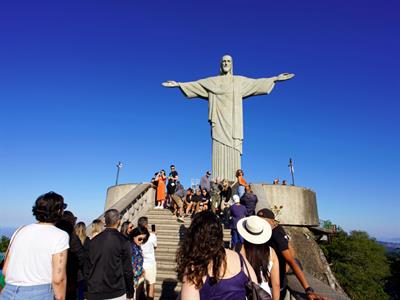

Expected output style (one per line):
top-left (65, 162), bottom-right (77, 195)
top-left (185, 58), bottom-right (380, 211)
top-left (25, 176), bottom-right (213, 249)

top-left (0, 235), bottom-right (10, 253)
top-left (321, 230), bottom-right (390, 300)
top-left (386, 250), bottom-right (400, 299)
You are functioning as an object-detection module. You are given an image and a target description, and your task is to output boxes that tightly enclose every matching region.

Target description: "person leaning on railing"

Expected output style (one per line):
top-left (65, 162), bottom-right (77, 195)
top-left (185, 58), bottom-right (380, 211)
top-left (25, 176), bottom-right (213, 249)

top-left (257, 209), bottom-right (329, 300)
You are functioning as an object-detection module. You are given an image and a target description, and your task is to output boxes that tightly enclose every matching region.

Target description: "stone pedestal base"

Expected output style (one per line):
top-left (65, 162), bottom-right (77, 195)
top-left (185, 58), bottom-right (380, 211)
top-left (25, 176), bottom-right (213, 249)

top-left (251, 184), bottom-right (319, 226)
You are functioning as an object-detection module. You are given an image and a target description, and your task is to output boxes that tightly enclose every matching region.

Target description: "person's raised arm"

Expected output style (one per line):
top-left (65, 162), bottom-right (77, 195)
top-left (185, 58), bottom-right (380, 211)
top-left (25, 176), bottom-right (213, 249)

top-left (281, 249), bottom-right (328, 300)
top-left (52, 249), bottom-right (68, 300)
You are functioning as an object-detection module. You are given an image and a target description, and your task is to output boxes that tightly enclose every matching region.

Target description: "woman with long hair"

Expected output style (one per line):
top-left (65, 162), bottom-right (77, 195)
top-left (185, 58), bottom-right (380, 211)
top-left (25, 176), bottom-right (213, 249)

top-left (176, 211), bottom-right (257, 300)
top-left (237, 216), bottom-right (280, 300)
top-left (74, 222), bottom-right (89, 300)
top-left (120, 221), bottom-right (134, 239)
top-left (130, 226), bottom-right (149, 300)
top-left (74, 222), bottom-right (87, 245)
top-left (90, 219), bottom-right (103, 239)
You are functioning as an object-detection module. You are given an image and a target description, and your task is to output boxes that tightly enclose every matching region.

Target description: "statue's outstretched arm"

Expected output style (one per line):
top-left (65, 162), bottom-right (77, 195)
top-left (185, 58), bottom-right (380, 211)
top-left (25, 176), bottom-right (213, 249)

top-left (274, 73), bottom-right (295, 81)
top-left (162, 80), bottom-right (179, 87)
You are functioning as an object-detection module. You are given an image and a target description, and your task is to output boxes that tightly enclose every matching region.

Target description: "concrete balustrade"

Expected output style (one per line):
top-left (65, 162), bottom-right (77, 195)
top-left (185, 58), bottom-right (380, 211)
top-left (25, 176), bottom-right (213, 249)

top-left (251, 183), bottom-right (319, 226)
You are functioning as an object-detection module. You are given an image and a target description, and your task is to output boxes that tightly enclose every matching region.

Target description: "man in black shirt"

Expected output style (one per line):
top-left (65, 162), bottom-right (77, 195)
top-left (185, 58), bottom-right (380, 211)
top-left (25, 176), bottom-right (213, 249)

top-left (257, 208), bottom-right (326, 300)
top-left (86, 209), bottom-right (134, 300)
top-left (167, 164), bottom-right (179, 195)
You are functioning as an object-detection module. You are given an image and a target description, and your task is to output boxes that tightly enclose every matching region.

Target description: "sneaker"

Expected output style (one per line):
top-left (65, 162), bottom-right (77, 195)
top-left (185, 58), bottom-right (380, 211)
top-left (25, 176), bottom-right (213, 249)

top-left (177, 217), bottom-right (185, 223)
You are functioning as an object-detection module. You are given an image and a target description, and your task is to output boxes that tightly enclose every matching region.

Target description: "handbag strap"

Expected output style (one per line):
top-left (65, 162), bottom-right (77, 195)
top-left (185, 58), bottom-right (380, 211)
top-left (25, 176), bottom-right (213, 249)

top-left (238, 253), bottom-right (252, 283)
top-left (4, 225), bottom-right (26, 262)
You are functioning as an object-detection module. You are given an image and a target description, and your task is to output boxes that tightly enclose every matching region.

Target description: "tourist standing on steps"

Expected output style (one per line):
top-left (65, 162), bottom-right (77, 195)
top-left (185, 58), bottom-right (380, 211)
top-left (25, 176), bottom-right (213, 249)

top-left (0, 191), bottom-right (69, 300)
top-left (167, 164), bottom-right (179, 197)
top-left (74, 222), bottom-right (89, 300)
top-left (257, 209), bottom-right (328, 300)
top-left (85, 209), bottom-right (134, 300)
top-left (155, 170), bottom-right (166, 209)
top-left (240, 185), bottom-right (258, 216)
top-left (170, 182), bottom-right (185, 222)
top-left (137, 217), bottom-right (157, 300)
top-left (200, 171), bottom-right (212, 193)
top-left (89, 219), bottom-right (104, 239)
top-left (177, 211), bottom-right (258, 300)
top-left (236, 169), bottom-right (248, 198)
top-left (120, 221), bottom-right (134, 240)
top-left (56, 210), bottom-right (85, 300)
top-left (129, 227), bottom-right (149, 300)
top-left (237, 215), bottom-right (280, 300)
top-left (229, 195), bottom-right (247, 252)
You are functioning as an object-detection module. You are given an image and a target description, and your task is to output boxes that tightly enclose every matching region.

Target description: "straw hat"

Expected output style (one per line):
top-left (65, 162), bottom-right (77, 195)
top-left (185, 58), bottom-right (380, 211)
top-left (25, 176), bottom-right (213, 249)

top-left (237, 216), bottom-right (272, 244)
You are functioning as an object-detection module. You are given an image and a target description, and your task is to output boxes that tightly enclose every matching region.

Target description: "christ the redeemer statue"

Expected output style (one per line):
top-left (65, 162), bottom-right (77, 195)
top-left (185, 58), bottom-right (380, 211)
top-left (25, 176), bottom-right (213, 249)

top-left (162, 55), bottom-right (294, 181)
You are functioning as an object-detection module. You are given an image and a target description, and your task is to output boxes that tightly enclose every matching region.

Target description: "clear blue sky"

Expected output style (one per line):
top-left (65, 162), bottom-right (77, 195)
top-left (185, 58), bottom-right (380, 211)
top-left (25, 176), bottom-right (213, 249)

top-left (0, 0), bottom-right (399, 241)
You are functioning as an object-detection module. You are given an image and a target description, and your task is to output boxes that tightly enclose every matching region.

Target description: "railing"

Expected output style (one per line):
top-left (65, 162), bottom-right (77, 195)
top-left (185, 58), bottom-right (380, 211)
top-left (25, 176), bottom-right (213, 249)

top-left (87, 183), bottom-right (155, 234)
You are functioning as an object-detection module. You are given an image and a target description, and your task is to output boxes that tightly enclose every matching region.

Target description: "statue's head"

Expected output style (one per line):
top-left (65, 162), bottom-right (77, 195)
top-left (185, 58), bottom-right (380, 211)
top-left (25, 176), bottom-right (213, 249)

top-left (220, 54), bottom-right (233, 75)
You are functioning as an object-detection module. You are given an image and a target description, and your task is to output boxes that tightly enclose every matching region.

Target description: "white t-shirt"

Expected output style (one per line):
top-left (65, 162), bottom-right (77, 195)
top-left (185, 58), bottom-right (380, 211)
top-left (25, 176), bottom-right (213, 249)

top-left (141, 233), bottom-right (157, 269)
top-left (6, 223), bottom-right (70, 286)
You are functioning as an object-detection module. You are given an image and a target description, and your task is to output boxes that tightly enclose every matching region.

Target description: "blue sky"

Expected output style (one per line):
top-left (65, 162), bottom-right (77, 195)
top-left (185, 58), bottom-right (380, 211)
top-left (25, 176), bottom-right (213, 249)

top-left (0, 0), bottom-right (399, 241)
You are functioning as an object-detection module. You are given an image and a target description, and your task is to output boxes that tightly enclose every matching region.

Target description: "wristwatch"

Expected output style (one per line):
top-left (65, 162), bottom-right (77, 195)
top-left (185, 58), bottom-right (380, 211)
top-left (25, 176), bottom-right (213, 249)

top-left (305, 287), bottom-right (315, 294)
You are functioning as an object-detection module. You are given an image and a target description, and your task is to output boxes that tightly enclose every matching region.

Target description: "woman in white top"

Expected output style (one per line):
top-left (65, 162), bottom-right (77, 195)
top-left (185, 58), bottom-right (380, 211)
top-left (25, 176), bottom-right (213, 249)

top-left (237, 215), bottom-right (280, 300)
top-left (0, 192), bottom-right (69, 300)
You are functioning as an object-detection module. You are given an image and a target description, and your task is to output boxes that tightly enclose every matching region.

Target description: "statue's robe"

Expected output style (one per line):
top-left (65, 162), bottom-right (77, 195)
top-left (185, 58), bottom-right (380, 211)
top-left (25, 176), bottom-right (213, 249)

top-left (179, 75), bottom-right (275, 181)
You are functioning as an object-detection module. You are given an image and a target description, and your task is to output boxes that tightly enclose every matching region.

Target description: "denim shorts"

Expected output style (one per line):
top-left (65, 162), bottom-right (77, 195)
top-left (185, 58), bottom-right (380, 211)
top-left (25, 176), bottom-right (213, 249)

top-left (0, 283), bottom-right (53, 300)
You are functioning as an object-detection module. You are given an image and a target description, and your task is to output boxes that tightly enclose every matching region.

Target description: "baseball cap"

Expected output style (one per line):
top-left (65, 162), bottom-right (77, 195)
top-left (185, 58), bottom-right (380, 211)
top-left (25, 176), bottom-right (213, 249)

top-left (257, 208), bottom-right (275, 219)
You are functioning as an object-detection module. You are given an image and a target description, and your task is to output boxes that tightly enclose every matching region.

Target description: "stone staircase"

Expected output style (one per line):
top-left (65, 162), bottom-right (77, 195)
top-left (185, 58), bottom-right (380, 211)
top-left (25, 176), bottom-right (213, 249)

top-left (146, 208), bottom-right (231, 300)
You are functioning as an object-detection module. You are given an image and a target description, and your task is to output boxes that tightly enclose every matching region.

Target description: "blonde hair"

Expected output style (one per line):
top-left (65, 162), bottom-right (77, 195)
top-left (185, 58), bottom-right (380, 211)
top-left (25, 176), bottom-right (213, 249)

top-left (222, 179), bottom-right (229, 191)
top-left (74, 222), bottom-right (87, 245)
top-left (91, 219), bottom-right (104, 238)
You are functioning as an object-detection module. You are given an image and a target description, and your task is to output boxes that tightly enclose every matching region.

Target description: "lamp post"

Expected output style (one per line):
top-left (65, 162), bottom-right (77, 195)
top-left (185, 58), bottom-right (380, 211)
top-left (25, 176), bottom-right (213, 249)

top-left (288, 158), bottom-right (295, 186)
top-left (115, 161), bottom-right (123, 185)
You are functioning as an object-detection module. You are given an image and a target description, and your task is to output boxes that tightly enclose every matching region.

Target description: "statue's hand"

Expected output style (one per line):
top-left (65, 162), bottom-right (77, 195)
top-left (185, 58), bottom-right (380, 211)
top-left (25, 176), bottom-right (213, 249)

top-left (162, 80), bottom-right (179, 87)
top-left (276, 73), bottom-right (295, 81)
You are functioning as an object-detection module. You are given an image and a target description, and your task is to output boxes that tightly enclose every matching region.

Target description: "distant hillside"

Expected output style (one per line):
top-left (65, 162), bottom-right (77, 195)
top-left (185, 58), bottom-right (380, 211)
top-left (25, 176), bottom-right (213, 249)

top-left (0, 227), bottom-right (17, 238)
top-left (379, 241), bottom-right (400, 253)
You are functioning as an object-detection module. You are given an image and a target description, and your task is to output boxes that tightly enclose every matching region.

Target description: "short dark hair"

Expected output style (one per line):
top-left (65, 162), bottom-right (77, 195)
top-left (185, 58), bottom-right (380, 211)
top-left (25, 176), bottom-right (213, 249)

top-left (32, 191), bottom-right (65, 223)
top-left (138, 216), bottom-right (148, 228)
top-left (170, 165), bottom-right (175, 168)
top-left (104, 209), bottom-right (121, 226)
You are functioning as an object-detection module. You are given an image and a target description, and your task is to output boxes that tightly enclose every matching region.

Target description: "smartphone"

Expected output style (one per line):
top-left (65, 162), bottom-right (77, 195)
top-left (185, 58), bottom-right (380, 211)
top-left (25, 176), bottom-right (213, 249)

top-left (151, 224), bottom-right (156, 232)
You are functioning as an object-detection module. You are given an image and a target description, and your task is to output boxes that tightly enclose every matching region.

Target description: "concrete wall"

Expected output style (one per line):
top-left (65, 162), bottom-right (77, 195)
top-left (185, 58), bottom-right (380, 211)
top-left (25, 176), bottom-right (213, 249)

top-left (105, 183), bottom-right (138, 210)
top-left (251, 184), bottom-right (319, 226)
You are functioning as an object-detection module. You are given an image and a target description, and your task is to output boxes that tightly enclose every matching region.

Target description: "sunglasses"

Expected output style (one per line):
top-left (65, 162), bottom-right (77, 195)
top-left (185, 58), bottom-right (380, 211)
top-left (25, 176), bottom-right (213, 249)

top-left (137, 237), bottom-right (144, 242)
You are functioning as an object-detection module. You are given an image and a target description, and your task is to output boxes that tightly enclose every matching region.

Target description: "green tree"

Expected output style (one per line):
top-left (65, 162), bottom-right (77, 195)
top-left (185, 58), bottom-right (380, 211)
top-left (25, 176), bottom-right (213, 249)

top-left (386, 250), bottom-right (400, 299)
top-left (321, 230), bottom-right (390, 300)
top-left (0, 235), bottom-right (10, 253)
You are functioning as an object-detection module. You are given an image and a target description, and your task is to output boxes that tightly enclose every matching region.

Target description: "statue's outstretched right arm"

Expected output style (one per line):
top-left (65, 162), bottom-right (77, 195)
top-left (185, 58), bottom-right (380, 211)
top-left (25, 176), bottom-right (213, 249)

top-left (162, 80), bottom-right (179, 87)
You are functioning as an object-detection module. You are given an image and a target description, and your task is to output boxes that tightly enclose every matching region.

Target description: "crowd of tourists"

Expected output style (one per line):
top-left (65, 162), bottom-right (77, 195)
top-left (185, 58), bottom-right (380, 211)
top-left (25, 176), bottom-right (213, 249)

top-left (0, 169), bottom-right (329, 300)
top-left (0, 192), bottom-right (157, 300)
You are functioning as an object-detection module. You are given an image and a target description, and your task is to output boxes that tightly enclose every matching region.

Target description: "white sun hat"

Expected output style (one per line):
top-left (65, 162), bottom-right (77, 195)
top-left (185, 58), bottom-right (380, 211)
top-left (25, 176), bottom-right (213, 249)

top-left (237, 216), bottom-right (272, 244)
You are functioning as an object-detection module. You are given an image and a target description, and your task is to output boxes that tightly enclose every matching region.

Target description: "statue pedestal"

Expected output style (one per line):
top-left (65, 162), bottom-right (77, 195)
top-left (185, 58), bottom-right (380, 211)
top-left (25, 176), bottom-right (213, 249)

top-left (251, 184), bottom-right (319, 226)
